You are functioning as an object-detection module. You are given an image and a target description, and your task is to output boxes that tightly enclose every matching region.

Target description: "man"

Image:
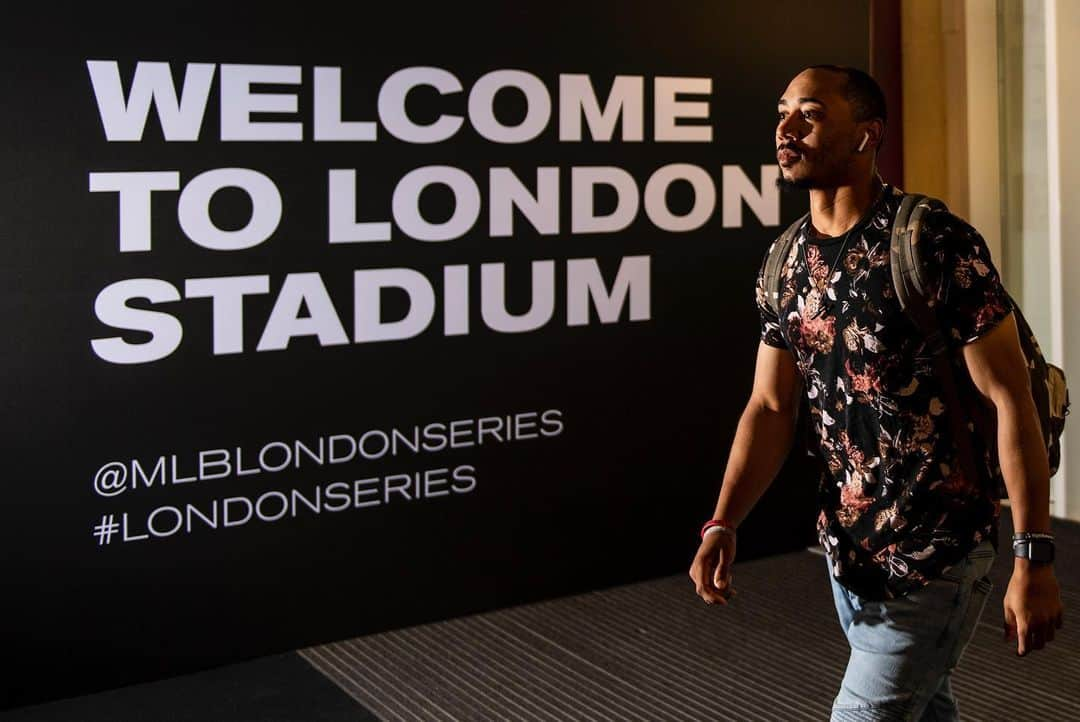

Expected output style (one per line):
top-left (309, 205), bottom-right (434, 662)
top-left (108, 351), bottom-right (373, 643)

top-left (689, 65), bottom-right (1064, 720)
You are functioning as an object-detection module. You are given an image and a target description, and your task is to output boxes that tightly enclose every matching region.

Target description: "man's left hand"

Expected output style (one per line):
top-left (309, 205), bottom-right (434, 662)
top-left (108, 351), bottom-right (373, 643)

top-left (1003, 564), bottom-right (1064, 656)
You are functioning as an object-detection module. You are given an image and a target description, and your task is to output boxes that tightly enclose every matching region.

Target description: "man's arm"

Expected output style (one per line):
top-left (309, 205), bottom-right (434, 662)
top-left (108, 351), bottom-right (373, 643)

top-left (960, 311), bottom-right (1064, 655)
top-left (961, 312), bottom-right (1051, 536)
top-left (711, 340), bottom-right (804, 526)
top-left (690, 341), bottom-right (803, 605)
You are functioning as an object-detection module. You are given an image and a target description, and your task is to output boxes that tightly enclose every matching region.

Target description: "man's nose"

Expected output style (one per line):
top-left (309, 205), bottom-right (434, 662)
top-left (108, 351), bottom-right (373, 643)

top-left (776, 114), bottom-right (802, 144)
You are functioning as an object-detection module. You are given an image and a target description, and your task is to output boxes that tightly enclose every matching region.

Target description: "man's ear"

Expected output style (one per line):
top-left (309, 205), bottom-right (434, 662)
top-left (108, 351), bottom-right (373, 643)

top-left (866, 119), bottom-right (885, 152)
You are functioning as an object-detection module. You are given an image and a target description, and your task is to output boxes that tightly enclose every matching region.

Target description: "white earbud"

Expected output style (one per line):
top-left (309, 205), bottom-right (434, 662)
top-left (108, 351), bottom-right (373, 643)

top-left (857, 131), bottom-right (869, 152)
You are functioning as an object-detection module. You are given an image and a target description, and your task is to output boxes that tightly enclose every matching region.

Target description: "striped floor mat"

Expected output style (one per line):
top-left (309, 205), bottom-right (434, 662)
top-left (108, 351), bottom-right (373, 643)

top-left (300, 517), bottom-right (1080, 721)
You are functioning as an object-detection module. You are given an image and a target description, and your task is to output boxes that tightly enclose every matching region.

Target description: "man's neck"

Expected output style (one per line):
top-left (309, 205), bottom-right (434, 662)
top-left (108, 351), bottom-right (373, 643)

top-left (808, 175), bottom-right (883, 238)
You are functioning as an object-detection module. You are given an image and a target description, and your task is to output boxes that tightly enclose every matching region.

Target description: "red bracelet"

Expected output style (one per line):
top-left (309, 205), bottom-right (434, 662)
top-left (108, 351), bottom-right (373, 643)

top-left (701, 519), bottom-right (737, 539)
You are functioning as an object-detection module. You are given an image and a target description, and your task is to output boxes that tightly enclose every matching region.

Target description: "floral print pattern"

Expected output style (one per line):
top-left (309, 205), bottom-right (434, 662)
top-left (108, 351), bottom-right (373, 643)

top-left (755, 185), bottom-right (1013, 600)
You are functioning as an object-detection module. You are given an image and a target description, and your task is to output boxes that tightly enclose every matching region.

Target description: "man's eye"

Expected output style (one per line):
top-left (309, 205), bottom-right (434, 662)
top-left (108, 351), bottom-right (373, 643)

top-left (804, 110), bottom-right (819, 120)
top-left (777, 112), bottom-right (787, 120)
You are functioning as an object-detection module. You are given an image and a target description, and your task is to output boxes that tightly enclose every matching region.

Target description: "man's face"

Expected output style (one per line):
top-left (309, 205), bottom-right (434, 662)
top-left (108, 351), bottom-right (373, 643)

top-left (775, 69), bottom-right (860, 191)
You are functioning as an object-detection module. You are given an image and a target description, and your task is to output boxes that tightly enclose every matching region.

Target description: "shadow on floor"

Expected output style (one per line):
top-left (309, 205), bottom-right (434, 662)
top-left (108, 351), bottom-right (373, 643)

top-left (1, 653), bottom-right (374, 722)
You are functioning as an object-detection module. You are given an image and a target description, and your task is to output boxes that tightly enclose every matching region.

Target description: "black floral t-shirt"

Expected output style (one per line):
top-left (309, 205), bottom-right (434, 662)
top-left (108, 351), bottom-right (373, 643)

top-left (755, 184), bottom-right (1013, 601)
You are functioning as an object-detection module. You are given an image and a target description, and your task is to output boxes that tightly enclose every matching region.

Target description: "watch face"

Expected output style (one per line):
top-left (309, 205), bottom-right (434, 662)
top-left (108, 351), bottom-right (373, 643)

top-left (1032, 545), bottom-right (1055, 563)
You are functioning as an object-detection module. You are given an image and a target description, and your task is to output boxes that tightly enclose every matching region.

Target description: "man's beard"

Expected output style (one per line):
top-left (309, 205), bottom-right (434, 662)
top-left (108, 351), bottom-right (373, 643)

top-left (775, 152), bottom-right (847, 191)
top-left (775, 174), bottom-right (815, 191)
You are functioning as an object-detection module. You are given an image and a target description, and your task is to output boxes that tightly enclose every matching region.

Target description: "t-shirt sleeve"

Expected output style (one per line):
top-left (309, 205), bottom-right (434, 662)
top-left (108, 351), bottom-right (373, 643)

top-left (755, 241), bottom-right (789, 349)
top-left (923, 210), bottom-right (1013, 349)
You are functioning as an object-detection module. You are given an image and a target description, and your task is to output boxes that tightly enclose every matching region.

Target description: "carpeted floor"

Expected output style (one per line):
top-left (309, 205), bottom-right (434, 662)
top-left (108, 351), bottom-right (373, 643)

top-left (8, 511), bottom-right (1079, 721)
top-left (299, 510), bottom-right (1080, 721)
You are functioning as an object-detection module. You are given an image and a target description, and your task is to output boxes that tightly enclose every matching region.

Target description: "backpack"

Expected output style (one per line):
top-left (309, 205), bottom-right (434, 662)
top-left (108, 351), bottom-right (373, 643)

top-left (762, 191), bottom-right (1070, 496)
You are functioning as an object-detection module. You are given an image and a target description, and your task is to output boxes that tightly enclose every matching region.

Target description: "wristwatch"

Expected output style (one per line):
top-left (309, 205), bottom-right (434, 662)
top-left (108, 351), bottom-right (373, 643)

top-left (1013, 532), bottom-right (1055, 564)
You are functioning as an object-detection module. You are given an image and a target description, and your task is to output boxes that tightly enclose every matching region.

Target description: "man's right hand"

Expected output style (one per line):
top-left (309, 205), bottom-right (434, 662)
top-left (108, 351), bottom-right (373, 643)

top-left (689, 530), bottom-right (738, 605)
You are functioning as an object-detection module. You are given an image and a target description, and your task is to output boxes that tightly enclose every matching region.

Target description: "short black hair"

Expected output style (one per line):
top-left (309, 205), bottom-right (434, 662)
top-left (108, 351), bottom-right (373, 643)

top-left (804, 64), bottom-right (887, 147)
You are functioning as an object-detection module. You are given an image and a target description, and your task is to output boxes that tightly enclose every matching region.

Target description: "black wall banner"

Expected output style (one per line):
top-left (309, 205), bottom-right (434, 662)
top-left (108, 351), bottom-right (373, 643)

top-left (0, 2), bottom-right (868, 707)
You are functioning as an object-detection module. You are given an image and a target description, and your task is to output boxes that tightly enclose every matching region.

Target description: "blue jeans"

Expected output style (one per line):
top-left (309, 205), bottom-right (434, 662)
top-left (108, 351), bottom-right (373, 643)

top-left (828, 539), bottom-right (996, 721)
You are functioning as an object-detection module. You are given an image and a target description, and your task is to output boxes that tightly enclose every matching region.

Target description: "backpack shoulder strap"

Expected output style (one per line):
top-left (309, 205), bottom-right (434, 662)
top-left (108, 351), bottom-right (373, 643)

top-left (891, 192), bottom-right (984, 487)
top-left (763, 211), bottom-right (809, 318)
top-left (890, 192), bottom-right (950, 355)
